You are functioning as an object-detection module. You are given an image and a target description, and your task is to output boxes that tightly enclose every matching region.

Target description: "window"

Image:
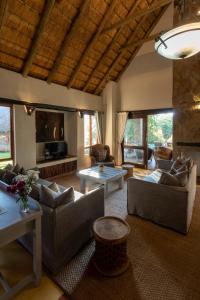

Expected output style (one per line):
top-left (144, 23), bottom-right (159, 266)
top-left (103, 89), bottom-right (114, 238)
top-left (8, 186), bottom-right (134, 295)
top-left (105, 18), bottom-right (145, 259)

top-left (0, 104), bottom-right (14, 168)
top-left (84, 114), bottom-right (98, 155)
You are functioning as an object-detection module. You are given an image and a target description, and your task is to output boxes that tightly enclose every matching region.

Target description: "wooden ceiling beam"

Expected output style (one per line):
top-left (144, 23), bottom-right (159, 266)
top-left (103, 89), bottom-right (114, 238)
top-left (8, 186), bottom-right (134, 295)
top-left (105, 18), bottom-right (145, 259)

top-left (66, 0), bottom-right (119, 89)
top-left (0, 0), bottom-right (8, 33)
top-left (22, 0), bottom-right (56, 77)
top-left (47, 0), bottom-right (90, 84)
top-left (101, 0), bottom-right (172, 35)
top-left (95, 4), bottom-right (171, 95)
top-left (82, 0), bottom-right (142, 92)
top-left (120, 33), bottom-right (160, 51)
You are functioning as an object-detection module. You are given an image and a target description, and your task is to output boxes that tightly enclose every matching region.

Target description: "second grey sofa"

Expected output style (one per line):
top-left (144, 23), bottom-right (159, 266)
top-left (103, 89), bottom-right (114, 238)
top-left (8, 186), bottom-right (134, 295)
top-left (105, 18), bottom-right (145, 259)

top-left (20, 178), bottom-right (104, 274)
top-left (127, 162), bottom-right (197, 234)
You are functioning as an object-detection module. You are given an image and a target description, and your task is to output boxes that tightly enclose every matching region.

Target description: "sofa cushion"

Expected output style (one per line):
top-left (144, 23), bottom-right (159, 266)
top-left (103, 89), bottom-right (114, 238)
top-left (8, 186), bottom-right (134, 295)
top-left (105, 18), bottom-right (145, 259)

top-left (2, 170), bottom-right (17, 184)
top-left (175, 170), bottom-right (188, 187)
top-left (12, 163), bottom-right (21, 174)
top-left (159, 170), bottom-right (188, 187)
top-left (159, 172), bottom-right (180, 186)
top-left (48, 182), bottom-right (60, 193)
top-left (170, 164), bottom-right (188, 175)
top-left (171, 157), bottom-right (194, 174)
top-left (40, 184), bottom-right (74, 208)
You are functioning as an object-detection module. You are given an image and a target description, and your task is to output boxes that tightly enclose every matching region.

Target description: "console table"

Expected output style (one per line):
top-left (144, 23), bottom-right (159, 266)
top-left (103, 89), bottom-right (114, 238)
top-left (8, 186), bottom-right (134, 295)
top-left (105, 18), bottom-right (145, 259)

top-left (0, 188), bottom-right (42, 300)
top-left (36, 156), bottom-right (77, 179)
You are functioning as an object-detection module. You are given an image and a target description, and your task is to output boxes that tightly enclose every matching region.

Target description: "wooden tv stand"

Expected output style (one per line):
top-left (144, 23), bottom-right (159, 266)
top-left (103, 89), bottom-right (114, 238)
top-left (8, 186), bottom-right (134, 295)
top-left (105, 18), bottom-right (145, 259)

top-left (36, 156), bottom-right (77, 179)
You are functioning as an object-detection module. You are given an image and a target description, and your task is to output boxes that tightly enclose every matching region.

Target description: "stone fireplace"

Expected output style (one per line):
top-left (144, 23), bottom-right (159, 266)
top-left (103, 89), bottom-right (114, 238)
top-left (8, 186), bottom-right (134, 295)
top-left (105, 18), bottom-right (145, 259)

top-left (172, 1), bottom-right (200, 175)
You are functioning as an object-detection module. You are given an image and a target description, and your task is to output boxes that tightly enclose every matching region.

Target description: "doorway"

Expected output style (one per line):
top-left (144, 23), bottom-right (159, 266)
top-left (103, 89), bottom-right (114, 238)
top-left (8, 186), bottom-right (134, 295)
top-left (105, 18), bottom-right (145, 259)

top-left (123, 110), bottom-right (173, 169)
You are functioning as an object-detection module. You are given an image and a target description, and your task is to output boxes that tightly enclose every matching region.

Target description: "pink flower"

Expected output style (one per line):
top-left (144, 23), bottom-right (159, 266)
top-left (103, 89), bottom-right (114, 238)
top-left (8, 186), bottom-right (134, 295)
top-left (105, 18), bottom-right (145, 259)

top-left (16, 181), bottom-right (25, 190)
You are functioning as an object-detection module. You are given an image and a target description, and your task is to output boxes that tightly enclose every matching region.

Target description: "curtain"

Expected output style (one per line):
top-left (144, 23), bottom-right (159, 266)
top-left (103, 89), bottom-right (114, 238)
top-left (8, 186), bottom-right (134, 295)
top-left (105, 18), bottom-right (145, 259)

top-left (116, 112), bottom-right (128, 166)
top-left (95, 111), bottom-right (104, 144)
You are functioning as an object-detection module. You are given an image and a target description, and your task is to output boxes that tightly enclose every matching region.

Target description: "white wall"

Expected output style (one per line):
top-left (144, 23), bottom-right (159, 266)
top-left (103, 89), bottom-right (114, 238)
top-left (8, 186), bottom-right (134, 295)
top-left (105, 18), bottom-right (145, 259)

top-left (118, 4), bottom-right (174, 111)
top-left (14, 105), bottom-right (36, 169)
top-left (0, 68), bottom-right (103, 169)
top-left (102, 81), bottom-right (119, 155)
top-left (0, 68), bottom-right (102, 111)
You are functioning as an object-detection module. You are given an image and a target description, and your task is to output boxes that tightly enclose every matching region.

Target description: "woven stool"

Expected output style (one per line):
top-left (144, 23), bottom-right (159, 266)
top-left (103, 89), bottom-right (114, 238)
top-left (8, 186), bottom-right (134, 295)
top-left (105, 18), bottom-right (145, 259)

top-left (93, 216), bottom-right (130, 277)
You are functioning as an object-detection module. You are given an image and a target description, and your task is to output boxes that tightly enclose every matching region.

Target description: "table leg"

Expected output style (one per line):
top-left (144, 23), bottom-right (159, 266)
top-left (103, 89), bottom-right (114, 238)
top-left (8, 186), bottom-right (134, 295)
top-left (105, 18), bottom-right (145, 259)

top-left (80, 178), bottom-right (86, 193)
top-left (33, 218), bottom-right (42, 287)
top-left (119, 176), bottom-right (124, 189)
top-left (104, 183), bottom-right (108, 198)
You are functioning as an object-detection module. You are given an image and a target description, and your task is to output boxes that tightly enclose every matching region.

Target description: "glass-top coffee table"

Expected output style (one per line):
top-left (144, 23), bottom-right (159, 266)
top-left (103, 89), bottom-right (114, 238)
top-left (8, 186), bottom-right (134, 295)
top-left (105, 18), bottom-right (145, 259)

top-left (77, 166), bottom-right (127, 197)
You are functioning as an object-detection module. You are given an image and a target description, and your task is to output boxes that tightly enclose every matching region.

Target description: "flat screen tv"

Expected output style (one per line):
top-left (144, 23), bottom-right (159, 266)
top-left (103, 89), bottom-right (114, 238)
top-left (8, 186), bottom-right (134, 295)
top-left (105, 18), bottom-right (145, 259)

top-left (45, 141), bottom-right (68, 159)
top-left (36, 110), bottom-right (64, 143)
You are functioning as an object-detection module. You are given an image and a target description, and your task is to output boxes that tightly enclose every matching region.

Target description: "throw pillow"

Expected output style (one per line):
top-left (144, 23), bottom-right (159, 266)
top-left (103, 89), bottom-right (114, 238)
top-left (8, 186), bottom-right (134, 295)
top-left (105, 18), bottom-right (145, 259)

top-left (2, 170), bottom-right (17, 184)
top-left (159, 172), bottom-right (180, 186)
top-left (20, 167), bottom-right (27, 175)
top-left (27, 169), bottom-right (40, 181)
top-left (170, 164), bottom-right (188, 175)
top-left (40, 185), bottom-right (74, 208)
top-left (175, 170), bottom-right (188, 187)
top-left (12, 163), bottom-right (21, 174)
top-left (0, 168), bottom-right (5, 180)
top-left (48, 182), bottom-right (60, 193)
top-left (4, 163), bottom-right (13, 171)
top-left (97, 149), bottom-right (107, 162)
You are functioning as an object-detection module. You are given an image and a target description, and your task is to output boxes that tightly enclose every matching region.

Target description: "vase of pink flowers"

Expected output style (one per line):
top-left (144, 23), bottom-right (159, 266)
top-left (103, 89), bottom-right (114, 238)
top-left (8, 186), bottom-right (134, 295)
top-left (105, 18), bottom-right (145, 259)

top-left (7, 174), bottom-right (36, 213)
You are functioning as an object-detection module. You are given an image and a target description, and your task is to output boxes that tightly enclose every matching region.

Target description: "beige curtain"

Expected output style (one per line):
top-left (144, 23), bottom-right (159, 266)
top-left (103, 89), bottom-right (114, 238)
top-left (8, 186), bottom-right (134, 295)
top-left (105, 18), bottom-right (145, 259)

top-left (116, 112), bottom-right (128, 166)
top-left (95, 111), bottom-right (103, 144)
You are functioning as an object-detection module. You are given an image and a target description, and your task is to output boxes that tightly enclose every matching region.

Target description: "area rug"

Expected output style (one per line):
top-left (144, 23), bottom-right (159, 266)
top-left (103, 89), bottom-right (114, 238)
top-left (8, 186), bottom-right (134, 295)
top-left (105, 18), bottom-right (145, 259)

top-left (53, 180), bottom-right (200, 300)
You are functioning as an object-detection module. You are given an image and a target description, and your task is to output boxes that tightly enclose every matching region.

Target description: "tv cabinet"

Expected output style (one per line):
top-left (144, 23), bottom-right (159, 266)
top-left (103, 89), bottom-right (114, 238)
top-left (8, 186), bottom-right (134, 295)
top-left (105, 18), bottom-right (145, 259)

top-left (36, 156), bottom-right (77, 179)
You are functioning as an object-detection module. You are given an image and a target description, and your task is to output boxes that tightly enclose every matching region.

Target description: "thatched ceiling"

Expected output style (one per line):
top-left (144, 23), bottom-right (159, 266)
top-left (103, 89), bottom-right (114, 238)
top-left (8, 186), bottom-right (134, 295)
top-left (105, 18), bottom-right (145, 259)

top-left (0, 0), bottom-right (171, 95)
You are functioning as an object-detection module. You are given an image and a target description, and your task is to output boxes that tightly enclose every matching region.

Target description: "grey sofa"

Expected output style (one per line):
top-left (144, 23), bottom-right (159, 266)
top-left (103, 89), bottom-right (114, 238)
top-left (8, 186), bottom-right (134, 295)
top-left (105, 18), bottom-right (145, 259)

top-left (127, 161), bottom-right (197, 234)
top-left (0, 176), bottom-right (104, 274)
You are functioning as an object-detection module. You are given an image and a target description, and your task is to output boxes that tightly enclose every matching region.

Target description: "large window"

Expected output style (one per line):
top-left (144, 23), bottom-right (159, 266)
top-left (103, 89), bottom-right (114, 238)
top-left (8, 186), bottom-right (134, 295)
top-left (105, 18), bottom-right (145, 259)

top-left (0, 104), bottom-right (13, 168)
top-left (123, 110), bottom-right (173, 168)
top-left (84, 114), bottom-right (98, 155)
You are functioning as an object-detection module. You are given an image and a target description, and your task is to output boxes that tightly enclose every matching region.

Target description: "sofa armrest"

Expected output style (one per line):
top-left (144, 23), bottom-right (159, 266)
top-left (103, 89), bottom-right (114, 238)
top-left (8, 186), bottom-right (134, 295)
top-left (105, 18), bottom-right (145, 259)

top-left (156, 159), bottom-right (173, 171)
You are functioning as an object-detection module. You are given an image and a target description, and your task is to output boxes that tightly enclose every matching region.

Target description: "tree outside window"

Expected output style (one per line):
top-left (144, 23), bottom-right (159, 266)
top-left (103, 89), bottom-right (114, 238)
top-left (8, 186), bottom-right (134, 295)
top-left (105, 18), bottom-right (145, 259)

top-left (0, 105), bottom-right (13, 168)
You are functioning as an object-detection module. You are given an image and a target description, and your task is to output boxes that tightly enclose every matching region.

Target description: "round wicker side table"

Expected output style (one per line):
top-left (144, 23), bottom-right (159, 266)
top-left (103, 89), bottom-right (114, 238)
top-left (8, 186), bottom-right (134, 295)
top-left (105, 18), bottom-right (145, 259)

top-left (92, 216), bottom-right (130, 277)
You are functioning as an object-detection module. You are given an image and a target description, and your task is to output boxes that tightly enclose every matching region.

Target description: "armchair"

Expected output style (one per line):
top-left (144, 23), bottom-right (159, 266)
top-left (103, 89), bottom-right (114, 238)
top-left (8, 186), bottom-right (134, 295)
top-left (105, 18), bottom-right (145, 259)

top-left (90, 144), bottom-right (115, 167)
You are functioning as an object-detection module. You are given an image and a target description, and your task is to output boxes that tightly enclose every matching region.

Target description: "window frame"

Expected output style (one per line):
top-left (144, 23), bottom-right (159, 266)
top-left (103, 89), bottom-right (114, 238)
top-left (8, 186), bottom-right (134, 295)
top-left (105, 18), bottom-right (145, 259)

top-left (0, 103), bottom-right (14, 163)
top-left (84, 114), bottom-right (98, 154)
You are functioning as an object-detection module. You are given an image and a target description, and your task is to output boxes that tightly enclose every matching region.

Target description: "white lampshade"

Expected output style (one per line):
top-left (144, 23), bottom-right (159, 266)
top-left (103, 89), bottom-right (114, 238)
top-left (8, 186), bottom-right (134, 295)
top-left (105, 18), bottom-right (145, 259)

top-left (155, 22), bottom-right (200, 59)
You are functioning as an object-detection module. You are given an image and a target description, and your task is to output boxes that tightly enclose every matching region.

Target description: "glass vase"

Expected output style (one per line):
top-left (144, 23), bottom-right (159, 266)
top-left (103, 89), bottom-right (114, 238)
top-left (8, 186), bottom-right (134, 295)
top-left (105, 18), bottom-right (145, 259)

top-left (19, 196), bottom-right (30, 214)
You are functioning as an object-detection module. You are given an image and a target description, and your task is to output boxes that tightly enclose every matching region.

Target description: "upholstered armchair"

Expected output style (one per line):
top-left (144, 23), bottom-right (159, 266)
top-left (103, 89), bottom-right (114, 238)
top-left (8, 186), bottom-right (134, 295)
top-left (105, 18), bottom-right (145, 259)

top-left (90, 144), bottom-right (115, 167)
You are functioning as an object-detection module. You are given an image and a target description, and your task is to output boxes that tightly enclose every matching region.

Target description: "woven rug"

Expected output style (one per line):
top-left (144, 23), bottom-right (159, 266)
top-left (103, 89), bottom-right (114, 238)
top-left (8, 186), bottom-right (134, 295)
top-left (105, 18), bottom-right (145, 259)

top-left (53, 177), bottom-right (200, 300)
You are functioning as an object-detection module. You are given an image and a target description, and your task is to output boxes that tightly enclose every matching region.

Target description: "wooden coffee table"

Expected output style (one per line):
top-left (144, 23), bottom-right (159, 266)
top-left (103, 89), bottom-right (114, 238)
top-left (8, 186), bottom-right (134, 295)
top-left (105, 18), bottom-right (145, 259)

top-left (77, 166), bottom-right (127, 197)
top-left (92, 216), bottom-right (130, 277)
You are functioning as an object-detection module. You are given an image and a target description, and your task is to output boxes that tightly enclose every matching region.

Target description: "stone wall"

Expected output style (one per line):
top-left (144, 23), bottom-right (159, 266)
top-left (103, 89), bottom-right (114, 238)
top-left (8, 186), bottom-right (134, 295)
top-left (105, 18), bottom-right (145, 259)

top-left (173, 1), bottom-right (200, 155)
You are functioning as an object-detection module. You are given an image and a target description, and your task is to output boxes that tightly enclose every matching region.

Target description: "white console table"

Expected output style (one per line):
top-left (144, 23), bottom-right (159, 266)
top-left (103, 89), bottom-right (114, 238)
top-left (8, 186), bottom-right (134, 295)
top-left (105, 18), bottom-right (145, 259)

top-left (0, 188), bottom-right (42, 300)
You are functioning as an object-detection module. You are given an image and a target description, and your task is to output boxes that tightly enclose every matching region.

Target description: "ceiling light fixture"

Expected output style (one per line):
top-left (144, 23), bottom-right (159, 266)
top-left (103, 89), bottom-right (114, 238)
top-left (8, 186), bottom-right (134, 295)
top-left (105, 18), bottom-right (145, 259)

top-left (155, 0), bottom-right (200, 60)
